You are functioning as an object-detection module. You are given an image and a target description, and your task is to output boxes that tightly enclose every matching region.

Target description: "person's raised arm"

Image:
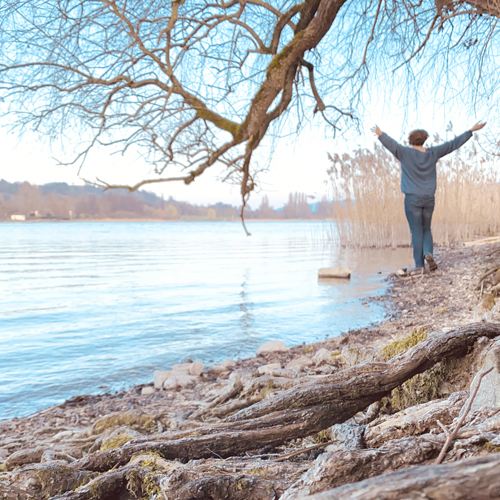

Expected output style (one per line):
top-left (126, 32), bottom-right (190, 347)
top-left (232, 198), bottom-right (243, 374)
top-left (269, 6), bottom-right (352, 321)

top-left (371, 125), bottom-right (402, 160)
top-left (432, 122), bottom-right (486, 158)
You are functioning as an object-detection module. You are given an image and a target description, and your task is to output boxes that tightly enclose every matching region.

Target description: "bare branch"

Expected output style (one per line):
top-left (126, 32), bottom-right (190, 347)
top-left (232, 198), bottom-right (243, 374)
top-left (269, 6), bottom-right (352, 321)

top-left (435, 367), bottom-right (494, 465)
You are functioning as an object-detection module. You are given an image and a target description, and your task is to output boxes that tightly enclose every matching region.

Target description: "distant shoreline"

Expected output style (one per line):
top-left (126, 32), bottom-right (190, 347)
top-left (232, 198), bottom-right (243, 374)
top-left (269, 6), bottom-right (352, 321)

top-left (1, 218), bottom-right (333, 223)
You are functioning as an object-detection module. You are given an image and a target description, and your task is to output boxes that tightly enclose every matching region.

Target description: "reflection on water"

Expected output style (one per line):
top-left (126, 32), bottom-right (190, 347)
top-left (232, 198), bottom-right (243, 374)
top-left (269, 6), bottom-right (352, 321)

top-left (0, 221), bottom-right (412, 419)
top-left (239, 276), bottom-right (253, 336)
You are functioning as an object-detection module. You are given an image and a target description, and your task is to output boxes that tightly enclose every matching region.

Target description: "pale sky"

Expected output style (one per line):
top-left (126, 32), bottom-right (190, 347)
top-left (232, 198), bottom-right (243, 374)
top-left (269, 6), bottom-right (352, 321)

top-left (0, 96), bottom-right (492, 209)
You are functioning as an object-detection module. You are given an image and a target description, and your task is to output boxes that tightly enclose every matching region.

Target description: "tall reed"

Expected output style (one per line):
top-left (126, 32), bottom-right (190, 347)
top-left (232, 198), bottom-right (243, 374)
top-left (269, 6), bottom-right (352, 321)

top-left (328, 137), bottom-right (500, 248)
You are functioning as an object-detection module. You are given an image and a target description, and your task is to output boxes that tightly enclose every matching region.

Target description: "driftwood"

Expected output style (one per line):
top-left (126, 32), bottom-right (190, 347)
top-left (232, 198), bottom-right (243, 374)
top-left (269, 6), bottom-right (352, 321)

top-left (303, 452), bottom-right (500, 500)
top-left (3, 461), bottom-right (97, 500)
top-left (8, 323), bottom-right (499, 500)
top-left (72, 323), bottom-right (500, 472)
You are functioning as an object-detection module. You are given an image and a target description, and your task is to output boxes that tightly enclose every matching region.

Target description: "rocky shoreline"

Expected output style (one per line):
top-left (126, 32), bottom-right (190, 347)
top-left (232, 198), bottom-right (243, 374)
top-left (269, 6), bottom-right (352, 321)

top-left (2, 241), bottom-right (500, 499)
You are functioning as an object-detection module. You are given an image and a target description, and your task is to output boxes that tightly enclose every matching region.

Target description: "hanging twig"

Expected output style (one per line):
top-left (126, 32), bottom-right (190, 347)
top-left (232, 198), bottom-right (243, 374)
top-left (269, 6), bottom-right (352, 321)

top-left (435, 367), bottom-right (493, 465)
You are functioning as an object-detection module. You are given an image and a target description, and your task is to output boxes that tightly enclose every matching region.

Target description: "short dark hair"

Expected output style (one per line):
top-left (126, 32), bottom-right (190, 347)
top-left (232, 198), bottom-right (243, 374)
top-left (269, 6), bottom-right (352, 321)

top-left (408, 129), bottom-right (429, 146)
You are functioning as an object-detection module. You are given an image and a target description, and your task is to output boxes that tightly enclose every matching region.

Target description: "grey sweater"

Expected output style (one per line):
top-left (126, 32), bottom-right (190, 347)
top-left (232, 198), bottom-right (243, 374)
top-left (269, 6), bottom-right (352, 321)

top-left (378, 130), bottom-right (473, 196)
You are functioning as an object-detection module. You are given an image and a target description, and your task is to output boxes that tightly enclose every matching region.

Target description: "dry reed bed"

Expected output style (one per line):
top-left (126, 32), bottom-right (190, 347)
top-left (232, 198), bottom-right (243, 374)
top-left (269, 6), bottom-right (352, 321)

top-left (328, 136), bottom-right (500, 247)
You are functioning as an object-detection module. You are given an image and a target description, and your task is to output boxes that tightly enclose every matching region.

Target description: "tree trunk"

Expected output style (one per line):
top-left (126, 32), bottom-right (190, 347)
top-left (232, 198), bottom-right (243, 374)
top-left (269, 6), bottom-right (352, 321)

top-left (303, 452), bottom-right (500, 500)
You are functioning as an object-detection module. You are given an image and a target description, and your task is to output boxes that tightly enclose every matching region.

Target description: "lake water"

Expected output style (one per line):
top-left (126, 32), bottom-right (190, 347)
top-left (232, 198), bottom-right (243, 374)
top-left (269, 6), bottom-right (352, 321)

top-left (0, 221), bottom-right (412, 419)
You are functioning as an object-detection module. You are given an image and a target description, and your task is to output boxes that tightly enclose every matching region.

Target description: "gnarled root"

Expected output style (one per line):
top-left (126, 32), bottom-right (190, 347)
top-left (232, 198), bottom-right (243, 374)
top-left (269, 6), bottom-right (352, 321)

top-left (160, 458), bottom-right (308, 500)
top-left (303, 452), bottom-right (500, 500)
top-left (74, 323), bottom-right (500, 472)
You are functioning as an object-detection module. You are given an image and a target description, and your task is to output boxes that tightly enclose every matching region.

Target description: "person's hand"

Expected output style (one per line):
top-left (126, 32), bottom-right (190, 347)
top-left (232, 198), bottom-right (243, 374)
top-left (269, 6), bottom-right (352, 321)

top-left (371, 125), bottom-right (382, 137)
top-left (471, 121), bottom-right (486, 132)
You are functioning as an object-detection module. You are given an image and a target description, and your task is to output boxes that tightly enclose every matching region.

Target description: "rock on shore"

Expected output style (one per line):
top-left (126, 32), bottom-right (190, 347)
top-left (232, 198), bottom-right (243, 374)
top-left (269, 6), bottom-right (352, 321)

top-left (318, 266), bottom-right (351, 279)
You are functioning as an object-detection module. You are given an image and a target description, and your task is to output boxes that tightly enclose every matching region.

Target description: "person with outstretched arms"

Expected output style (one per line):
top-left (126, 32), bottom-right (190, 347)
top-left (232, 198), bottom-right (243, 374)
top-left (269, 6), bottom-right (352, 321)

top-left (372, 122), bottom-right (486, 274)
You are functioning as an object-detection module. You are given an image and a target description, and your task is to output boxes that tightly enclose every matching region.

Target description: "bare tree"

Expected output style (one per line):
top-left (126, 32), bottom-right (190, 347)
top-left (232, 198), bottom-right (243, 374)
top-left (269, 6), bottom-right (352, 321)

top-left (0, 0), bottom-right (499, 233)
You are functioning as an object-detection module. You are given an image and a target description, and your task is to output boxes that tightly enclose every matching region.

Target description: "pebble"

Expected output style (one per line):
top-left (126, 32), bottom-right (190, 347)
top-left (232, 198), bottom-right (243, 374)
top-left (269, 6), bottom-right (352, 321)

top-left (171, 363), bottom-right (192, 373)
top-left (163, 375), bottom-right (197, 390)
top-left (257, 363), bottom-right (281, 375)
top-left (221, 359), bottom-right (237, 368)
top-left (256, 340), bottom-right (287, 355)
top-left (312, 348), bottom-right (333, 366)
top-left (285, 356), bottom-right (312, 370)
top-left (209, 364), bottom-right (229, 374)
top-left (189, 361), bottom-right (204, 376)
top-left (141, 386), bottom-right (156, 395)
top-left (154, 370), bottom-right (172, 389)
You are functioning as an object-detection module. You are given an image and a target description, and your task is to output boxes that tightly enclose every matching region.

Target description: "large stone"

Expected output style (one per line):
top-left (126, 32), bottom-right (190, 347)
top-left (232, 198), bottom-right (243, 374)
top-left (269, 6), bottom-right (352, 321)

top-left (208, 364), bottom-right (228, 374)
top-left (468, 340), bottom-right (500, 412)
top-left (154, 370), bottom-right (172, 389)
top-left (189, 361), bottom-right (204, 376)
top-left (257, 363), bottom-right (281, 375)
top-left (256, 340), bottom-right (287, 356)
top-left (229, 369), bottom-right (253, 381)
top-left (285, 356), bottom-right (312, 370)
top-left (141, 386), bottom-right (156, 395)
top-left (171, 363), bottom-right (193, 373)
top-left (318, 266), bottom-right (351, 279)
top-left (312, 348), bottom-right (334, 366)
top-left (163, 375), bottom-right (197, 390)
top-left (221, 359), bottom-right (237, 368)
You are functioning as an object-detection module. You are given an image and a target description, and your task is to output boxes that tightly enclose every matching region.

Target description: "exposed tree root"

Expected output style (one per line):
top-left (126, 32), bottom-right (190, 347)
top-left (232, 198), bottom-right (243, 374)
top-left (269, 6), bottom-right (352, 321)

top-left (160, 458), bottom-right (308, 500)
top-left (303, 452), bottom-right (500, 500)
top-left (73, 323), bottom-right (500, 472)
top-left (280, 434), bottom-right (443, 499)
top-left (229, 323), bottom-right (500, 422)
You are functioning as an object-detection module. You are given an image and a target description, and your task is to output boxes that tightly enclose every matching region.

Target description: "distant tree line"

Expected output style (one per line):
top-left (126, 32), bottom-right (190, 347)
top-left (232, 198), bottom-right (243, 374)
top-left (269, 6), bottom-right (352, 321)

top-left (0, 181), bottom-right (332, 221)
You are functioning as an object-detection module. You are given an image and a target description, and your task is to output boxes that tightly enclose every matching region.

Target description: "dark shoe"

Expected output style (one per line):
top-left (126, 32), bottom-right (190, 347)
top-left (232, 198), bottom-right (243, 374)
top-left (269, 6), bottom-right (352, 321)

top-left (425, 253), bottom-right (437, 272)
